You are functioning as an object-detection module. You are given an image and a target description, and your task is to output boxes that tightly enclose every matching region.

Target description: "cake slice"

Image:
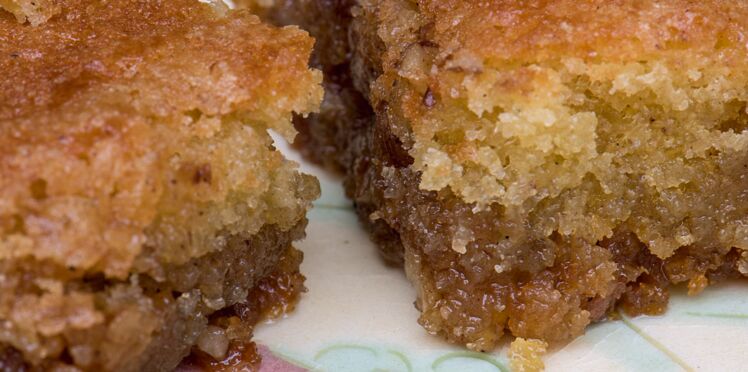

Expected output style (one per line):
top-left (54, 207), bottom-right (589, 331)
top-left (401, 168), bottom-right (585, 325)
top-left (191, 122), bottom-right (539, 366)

top-left (248, 0), bottom-right (748, 350)
top-left (0, 0), bottom-right (322, 370)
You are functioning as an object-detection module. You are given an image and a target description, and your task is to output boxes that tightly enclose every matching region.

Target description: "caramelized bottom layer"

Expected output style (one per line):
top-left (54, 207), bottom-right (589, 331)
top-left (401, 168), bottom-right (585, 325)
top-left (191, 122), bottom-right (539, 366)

top-left (0, 221), bottom-right (307, 371)
top-left (294, 68), bottom-right (745, 350)
top-left (177, 247), bottom-right (306, 372)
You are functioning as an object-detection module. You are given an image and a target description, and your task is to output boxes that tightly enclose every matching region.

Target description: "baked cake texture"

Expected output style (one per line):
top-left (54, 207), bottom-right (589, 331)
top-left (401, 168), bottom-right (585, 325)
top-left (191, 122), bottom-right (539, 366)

top-left (0, 0), bottom-right (322, 370)
top-left (0, 0), bottom-right (58, 26)
top-left (249, 0), bottom-right (748, 350)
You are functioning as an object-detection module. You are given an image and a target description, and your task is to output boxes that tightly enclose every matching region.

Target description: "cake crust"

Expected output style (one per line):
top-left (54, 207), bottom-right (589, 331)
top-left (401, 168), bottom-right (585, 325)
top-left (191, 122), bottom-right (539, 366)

top-left (420, 0), bottom-right (748, 63)
top-left (0, 0), bottom-right (58, 25)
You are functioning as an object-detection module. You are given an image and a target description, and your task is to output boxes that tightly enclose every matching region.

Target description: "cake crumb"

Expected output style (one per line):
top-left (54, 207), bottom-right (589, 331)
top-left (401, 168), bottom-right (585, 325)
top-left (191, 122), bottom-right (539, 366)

top-left (687, 274), bottom-right (708, 296)
top-left (739, 251), bottom-right (748, 275)
top-left (509, 338), bottom-right (547, 372)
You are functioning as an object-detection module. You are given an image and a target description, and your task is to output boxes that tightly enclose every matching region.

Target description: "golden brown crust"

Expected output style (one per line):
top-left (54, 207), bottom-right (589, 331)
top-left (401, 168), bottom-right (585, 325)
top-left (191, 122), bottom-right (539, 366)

top-left (0, 0), bottom-right (322, 369)
top-left (0, 0), bottom-right (58, 25)
top-left (422, 0), bottom-right (748, 63)
top-left (0, 0), bottom-right (319, 122)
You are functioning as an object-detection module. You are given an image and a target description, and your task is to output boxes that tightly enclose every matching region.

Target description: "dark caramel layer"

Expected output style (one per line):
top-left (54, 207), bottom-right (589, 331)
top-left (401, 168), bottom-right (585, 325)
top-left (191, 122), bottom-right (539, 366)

top-left (1, 221), bottom-right (308, 371)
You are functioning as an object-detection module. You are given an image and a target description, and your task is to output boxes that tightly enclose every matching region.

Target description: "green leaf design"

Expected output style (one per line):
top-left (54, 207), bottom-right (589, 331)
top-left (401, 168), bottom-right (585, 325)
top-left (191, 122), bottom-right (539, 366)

top-left (314, 344), bottom-right (379, 361)
top-left (431, 351), bottom-right (509, 372)
top-left (685, 311), bottom-right (748, 319)
top-left (387, 350), bottom-right (413, 372)
top-left (313, 343), bottom-right (413, 372)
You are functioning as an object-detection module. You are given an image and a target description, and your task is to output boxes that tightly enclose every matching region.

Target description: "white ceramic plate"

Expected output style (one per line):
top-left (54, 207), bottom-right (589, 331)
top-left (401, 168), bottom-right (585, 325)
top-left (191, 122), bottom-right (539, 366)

top-left (254, 136), bottom-right (748, 371)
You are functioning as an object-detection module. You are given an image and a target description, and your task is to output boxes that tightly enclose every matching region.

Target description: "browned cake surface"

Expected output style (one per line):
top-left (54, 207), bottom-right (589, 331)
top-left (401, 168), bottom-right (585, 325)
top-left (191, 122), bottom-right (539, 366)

top-left (0, 0), bottom-right (58, 25)
top-left (0, 0), bottom-right (321, 370)
top-left (250, 0), bottom-right (748, 351)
